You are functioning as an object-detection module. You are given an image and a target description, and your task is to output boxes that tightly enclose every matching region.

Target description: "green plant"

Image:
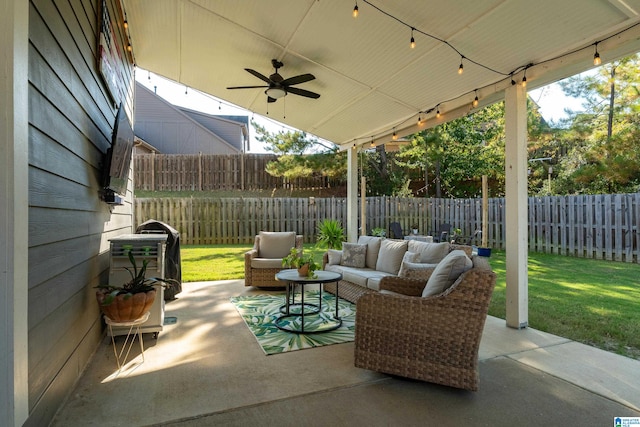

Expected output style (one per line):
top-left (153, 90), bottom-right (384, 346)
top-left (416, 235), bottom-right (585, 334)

top-left (370, 227), bottom-right (386, 237)
top-left (316, 219), bottom-right (345, 249)
top-left (282, 247), bottom-right (320, 277)
top-left (96, 252), bottom-right (176, 305)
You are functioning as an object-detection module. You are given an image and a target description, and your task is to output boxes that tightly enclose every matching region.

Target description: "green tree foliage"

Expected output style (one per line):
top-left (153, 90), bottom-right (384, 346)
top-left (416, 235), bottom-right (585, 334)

top-left (553, 54), bottom-right (640, 194)
top-left (253, 120), bottom-right (346, 185)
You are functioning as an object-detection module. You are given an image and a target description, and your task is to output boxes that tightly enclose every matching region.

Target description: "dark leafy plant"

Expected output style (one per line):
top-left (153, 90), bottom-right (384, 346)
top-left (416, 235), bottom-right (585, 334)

top-left (316, 219), bottom-right (345, 249)
top-left (97, 252), bottom-right (176, 305)
top-left (282, 247), bottom-right (320, 277)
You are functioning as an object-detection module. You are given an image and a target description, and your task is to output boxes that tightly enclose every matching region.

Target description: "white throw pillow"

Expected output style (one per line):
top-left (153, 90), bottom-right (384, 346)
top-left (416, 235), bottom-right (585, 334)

top-left (397, 251), bottom-right (420, 277)
top-left (327, 249), bottom-right (342, 265)
top-left (422, 250), bottom-right (472, 297)
top-left (357, 235), bottom-right (383, 268)
top-left (258, 231), bottom-right (296, 259)
top-left (375, 239), bottom-right (408, 275)
top-left (341, 243), bottom-right (367, 268)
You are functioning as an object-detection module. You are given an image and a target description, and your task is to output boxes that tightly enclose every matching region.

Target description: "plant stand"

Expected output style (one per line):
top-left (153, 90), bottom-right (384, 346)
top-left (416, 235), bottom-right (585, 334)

top-left (105, 311), bottom-right (150, 371)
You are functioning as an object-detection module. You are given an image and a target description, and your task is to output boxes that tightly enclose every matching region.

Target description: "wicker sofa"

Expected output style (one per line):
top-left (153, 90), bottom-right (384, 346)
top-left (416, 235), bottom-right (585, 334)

top-left (354, 255), bottom-right (496, 391)
top-left (322, 235), bottom-right (472, 303)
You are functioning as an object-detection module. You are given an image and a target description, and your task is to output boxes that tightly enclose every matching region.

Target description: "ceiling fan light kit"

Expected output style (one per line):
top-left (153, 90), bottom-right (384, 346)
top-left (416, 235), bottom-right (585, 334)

top-left (227, 59), bottom-right (320, 103)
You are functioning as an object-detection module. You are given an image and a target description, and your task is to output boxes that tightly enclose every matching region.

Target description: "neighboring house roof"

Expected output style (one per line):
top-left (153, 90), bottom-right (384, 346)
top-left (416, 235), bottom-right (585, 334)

top-left (134, 82), bottom-right (249, 154)
top-left (133, 136), bottom-right (160, 154)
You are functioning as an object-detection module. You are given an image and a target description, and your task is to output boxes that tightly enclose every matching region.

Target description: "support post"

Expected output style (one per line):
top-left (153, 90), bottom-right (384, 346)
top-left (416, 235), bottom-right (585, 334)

top-left (346, 146), bottom-right (359, 242)
top-left (0, 0), bottom-right (30, 424)
top-left (504, 84), bottom-right (529, 329)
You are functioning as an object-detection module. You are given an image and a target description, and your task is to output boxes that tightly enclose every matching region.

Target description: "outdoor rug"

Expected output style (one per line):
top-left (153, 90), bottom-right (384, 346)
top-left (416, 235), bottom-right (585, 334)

top-left (230, 290), bottom-right (356, 355)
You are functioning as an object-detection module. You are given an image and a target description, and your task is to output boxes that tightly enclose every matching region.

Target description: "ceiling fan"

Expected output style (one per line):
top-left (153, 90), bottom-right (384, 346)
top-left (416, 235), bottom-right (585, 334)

top-left (227, 59), bottom-right (320, 103)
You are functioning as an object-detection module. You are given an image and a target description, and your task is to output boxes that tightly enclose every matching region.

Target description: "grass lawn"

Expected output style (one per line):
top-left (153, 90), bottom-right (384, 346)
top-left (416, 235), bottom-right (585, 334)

top-left (180, 244), bottom-right (639, 360)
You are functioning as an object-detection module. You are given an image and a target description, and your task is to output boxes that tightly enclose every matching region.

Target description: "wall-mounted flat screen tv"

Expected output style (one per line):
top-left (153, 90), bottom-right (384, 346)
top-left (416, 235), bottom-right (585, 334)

top-left (103, 103), bottom-right (134, 197)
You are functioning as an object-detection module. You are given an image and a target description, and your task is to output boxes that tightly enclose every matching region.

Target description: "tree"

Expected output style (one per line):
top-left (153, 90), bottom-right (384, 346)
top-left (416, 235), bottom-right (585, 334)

top-left (253, 120), bottom-right (346, 186)
top-left (555, 54), bottom-right (640, 194)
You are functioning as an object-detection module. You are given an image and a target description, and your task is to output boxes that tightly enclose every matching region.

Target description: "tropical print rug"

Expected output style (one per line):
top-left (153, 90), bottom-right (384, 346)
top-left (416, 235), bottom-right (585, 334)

top-left (230, 290), bottom-right (356, 355)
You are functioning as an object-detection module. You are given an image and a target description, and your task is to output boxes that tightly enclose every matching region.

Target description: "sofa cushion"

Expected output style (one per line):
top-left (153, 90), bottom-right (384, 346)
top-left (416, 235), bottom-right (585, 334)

top-left (327, 249), bottom-right (342, 265)
top-left (258, 231), bottom-right (295, 259)
top-left (397, 251), bottom-right (420, 277)
top-left (365, 271), bottom-right (397, 291)
top-left (408, 240), bottom-right (450, 263)
top-left (375, 239), bottom-right (409, 275)
top-left (325, 264), bottom-right (373, 287)
top-left (357, 235), bottom-right (383, 268)
top-left (422, 250), bottom-right (473, 297)
top-left (341, 242), bottom-right (367, 268)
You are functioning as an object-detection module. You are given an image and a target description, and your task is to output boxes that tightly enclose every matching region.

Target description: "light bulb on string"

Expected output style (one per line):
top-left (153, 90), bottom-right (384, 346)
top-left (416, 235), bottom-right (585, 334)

top-left (417, 114), bottom-right (422, 125)
top-left (123, 20), bottom-right (128, 29)
top-left (410, 28), bottom-right (415, 49)
top-left (436, 107), bottom-right (441, 119)
top-left (521, 75), bottom-right (527, 87)
top-left (185, 86), bottom-right (188, 95)
top-left (458, 57), bottom-right (464, 75)
top-left (352, 1), bottom-right (358, 18)
top-left (472, 91), bottom-right (479, 107)
top-left (593, 43), bottom-right (602, 66)
top-left (392, 128), bottom-right (398, 140)
top-left (370, 139), bottom-right (375, 148)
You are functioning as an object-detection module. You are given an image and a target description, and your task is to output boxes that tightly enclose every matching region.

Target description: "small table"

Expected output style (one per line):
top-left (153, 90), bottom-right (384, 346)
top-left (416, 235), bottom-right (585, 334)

top-left (274, 270), bottom-right (343, 334)
top-left (404, 234), bottom-right (433, 243)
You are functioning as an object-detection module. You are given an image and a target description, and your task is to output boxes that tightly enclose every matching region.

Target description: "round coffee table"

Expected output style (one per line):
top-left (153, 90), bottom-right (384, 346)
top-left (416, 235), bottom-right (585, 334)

top-left (274, 269), bottom-right (343, 334)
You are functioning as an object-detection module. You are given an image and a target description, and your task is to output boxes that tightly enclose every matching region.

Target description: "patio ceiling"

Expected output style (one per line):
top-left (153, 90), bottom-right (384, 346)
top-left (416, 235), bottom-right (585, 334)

top-left (123, 0), bottom-right (640, 148)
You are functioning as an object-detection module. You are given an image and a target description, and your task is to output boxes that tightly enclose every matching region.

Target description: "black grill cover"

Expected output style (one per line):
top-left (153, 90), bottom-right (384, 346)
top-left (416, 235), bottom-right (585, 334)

top-left (136, 220), bottom-right (182, 300)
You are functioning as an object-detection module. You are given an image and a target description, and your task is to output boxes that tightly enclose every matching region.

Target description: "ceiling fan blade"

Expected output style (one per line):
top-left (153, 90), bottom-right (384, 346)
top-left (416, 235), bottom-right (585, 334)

top-left (287, 86), bottom-right (320, 99)
top-left (267, 96), bottom-right (277, 103)
top-left (281, 73), bottom-right (315, 86)
top-left (245, 68), bottom-right (272, 84)
top-left (227, 85), bottom-right (269, 89)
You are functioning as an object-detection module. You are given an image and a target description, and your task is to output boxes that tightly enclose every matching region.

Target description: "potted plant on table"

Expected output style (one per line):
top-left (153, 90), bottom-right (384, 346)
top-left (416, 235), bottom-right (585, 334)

top-left (96, 252), bottom-right (176, 323)
top-left (282, 248), bottom-right (320, 278)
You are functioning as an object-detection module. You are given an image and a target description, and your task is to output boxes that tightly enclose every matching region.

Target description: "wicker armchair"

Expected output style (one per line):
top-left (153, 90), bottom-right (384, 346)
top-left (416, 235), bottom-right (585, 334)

top-left (354, 256), bottom-right (496, 391)
top-left (244, 231), bottom-right (303, 288)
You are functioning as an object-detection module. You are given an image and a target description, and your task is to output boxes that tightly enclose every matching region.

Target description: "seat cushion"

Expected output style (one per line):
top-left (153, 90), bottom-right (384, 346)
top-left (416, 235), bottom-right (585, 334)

top-left (357, 235), bottom-right (383, 268)
top-left (258, 231), bottom-right (295, 259)
top-left (407, 240), bottom-right (450, 263)
top-left (341, 242), bottom-right (367, 268)
top-left (375, 239), bottom-right (408, 275)
top-left (251, 258), bottom-right (287, 269)
top-left (422, 250), bottom-right (473, 297)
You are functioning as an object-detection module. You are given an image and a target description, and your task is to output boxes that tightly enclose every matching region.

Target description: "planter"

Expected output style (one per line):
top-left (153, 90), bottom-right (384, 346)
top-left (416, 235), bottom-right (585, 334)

top-left (477, 247), bottom-right (492, 257)
top-left (96, 289), bottom-right (156, 323)
top-left (297, 264), bottom-right (310, 277)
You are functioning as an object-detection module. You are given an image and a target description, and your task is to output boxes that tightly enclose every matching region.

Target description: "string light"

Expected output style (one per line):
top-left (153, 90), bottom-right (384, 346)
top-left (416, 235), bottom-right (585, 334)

top-left (127, 44), bottom-right (132, 52)
top-left (521, 72), bottom-right (527, 87)
top-left (184, 86), bottom-right (188, 95)
top-left (410, 28), bottom-right (416, 49)
top-left (352, 1), bottom-right (359, 18)
top-left (436, 107), bottom-right (441, 118)
top-left (123, 20), bottom-right (128, 29)
top-left (472, 91), bottom-right (479, 107)
top-left (370, 138), bottom-right (375, 148)
top-left (392, 128), bottom-right (398, 140)
top-left (511, 74), bottom-right (516, 85)
top-left (417, 114), bottom-right (422, 125)
top-left (593, 42), bottom-right (602, 65)
top-left (458, 57), bottom-right (464, 75)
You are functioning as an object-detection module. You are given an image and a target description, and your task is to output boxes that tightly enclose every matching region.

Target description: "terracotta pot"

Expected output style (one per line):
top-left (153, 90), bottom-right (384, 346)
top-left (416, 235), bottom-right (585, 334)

top-left (297, 264), bottom-right (310, 277)
top-left (96, 289), bottom-right (156, 323)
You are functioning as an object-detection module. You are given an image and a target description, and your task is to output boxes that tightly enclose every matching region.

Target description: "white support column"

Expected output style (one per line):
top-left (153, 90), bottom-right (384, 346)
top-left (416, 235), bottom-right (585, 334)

top-left (346, 146), bottom-right (359, 242)
top-left (0, 0), bottom-right (30, 425)
top-left (504, 84), bottom-right (529, 329)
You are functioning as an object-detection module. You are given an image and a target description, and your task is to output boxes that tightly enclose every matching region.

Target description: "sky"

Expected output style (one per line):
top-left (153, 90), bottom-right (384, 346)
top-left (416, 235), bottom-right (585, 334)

top-left (136, 69), bottom-right (585, 153)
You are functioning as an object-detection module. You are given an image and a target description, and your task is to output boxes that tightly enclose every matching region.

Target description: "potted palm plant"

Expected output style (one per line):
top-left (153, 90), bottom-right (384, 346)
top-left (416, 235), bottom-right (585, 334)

top-left (96, 252), bottom-right (176, 322)
top-left (282, 247), bottom-right (320, 278)
top-left (316, 219), bottom-right (345, 249)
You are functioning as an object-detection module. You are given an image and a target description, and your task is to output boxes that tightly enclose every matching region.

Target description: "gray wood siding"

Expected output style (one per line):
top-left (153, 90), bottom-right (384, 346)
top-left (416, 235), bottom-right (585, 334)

top-left (26, 0), bottom-right (134, 425)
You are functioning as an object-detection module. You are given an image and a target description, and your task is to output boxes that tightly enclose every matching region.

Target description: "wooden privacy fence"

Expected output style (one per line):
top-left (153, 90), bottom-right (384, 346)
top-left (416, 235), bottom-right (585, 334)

top-left (134, 153), bottom-right (342, 191)
top-left (135, 193), bottom-right (640, 262)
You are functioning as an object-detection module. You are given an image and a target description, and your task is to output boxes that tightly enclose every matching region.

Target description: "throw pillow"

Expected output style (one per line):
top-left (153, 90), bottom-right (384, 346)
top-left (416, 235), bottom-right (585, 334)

top-left (357, 235), bottom-right (383, 268)
top-left (407, 240), bottom-right (450, 263)
top-left (341, 243), bottom-right (367, 268)
top-left (258, 231), bottom-right (296, 259)
top-left (396, 251), bottom-right (420, 277)
top-left (375, 239), bottom-right (409, 275)
top-left (327, 249), bottom-right (342, 265)
top-left (422, 250), bottom-right (472, 297)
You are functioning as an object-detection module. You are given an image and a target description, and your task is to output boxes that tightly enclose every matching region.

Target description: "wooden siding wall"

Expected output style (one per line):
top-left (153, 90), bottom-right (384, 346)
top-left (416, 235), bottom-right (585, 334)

top-left (134, 153), bottom-right (344, 191)
top-left (27, 0), bottom-right (134, 425)
top-left (135, 194), bottom-right (640, 263)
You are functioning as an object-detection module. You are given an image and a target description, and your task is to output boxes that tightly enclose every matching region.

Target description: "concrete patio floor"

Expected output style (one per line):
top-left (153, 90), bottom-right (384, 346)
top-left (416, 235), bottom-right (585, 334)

top-left (52, 280), bottom-right (640, 426)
